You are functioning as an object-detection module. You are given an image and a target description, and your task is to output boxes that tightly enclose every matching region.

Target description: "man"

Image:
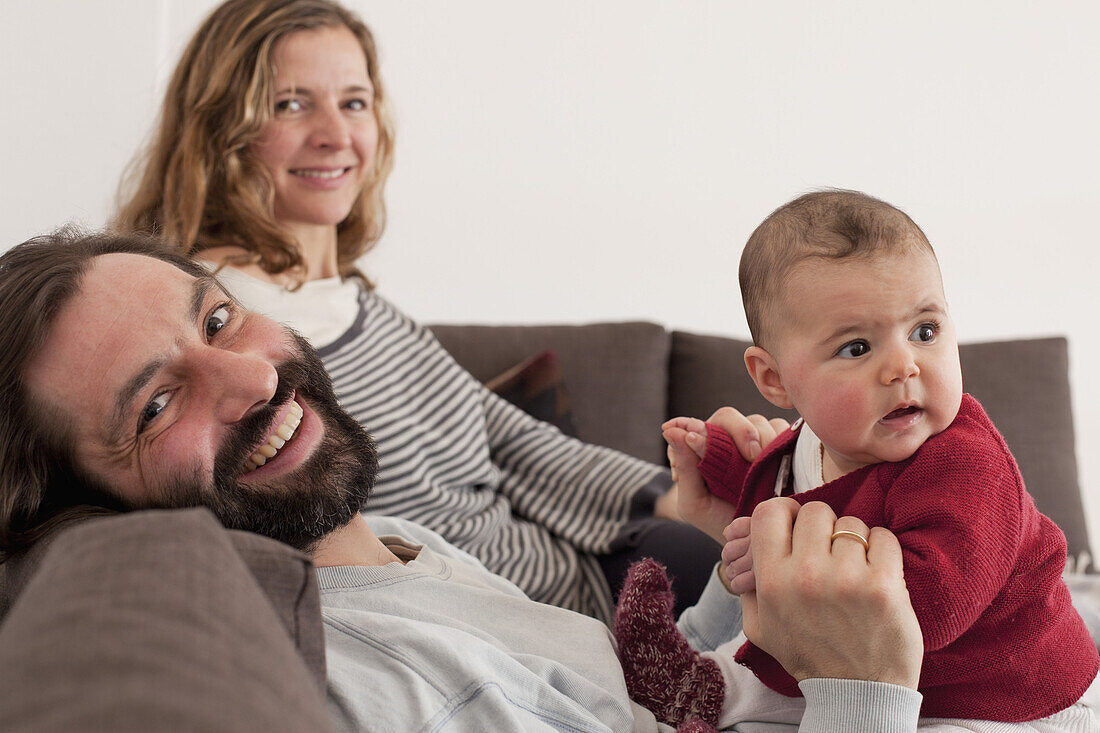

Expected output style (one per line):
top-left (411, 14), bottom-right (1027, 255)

top-left (0, 230), bottom-right (924, 731)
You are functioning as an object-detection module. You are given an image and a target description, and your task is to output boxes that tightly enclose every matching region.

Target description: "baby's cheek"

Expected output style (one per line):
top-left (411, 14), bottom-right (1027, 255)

top-left (928, 361), bottom-right (964, 427)
top-left (803, 382), bottom-right (871, 445)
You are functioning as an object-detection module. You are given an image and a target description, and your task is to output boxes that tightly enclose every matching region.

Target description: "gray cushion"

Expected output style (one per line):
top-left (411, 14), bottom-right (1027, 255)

top-left (670, 330), bottom-right (1090, 559)
top-left (430, 322), bottom-right (671, 463)
top-left (0, 509), bottom-right (332, 732)
top-left (958, 337), bottom-right (1089, 561)
top-left (668, 330), bottom-right (799, 430)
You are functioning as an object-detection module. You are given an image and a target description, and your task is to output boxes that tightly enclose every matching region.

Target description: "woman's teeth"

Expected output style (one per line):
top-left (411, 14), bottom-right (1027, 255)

top-left (246, 400), bottom-right (304, 470)
top-left (291, 168), bottom-right (346, 179)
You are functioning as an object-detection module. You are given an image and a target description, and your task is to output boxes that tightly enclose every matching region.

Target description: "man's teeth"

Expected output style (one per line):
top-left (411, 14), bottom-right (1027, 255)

top-left (291, 168), bottom-right (345, 179)
top-left (247, 401), bottom-right (304, 470)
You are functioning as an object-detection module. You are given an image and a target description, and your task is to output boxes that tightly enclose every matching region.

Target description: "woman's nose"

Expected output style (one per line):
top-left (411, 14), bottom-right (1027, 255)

top-left (195, 348), bottom-right (279, 424)
top-left (309, 104), bottom-right (351, 149)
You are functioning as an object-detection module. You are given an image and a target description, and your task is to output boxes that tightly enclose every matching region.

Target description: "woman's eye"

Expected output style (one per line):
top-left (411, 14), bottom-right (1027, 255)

top-left (206, 305), bottom-right (231, 341)
top-left (275, 98), bottom-right (302, 113)
top-left (910, 323), bottom-right (938, 343)
top-left (837, 340), bottom-right (869, 359)
top-left (345, 97), bottom-right (371, 111)
top-left (139, 392), bottom-right (170, 432)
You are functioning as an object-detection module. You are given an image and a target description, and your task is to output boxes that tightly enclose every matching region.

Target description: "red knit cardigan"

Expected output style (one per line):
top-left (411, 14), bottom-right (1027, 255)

top-left (698, 394), bottom-right (1098, 720)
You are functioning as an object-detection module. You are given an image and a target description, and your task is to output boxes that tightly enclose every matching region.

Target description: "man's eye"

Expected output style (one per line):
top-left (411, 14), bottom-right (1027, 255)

top-left (837, 340), bottom-right (869, 358)
top-left (206, 305), bottom-right (231, 341)
top-left (139, 393), bottom-right (170, 432)
top-left (910, 323), bottom-right (938, 343)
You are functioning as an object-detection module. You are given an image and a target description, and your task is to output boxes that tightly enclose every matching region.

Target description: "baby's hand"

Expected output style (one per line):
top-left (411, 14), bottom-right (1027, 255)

top-left (721, 516), bottom-right (755, 595)
top-left (661, 409), bottom-right (792, 545)
top-left (661, 416), bottom-right (708, 461)
top-left (662, 417), bottom-right (729, 543)
top-left (664, 408), bottom-right (790, 468)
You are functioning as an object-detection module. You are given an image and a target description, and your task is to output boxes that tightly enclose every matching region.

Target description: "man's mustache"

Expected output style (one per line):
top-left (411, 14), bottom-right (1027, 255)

top-left (214, 355), bottom-right (311, 480)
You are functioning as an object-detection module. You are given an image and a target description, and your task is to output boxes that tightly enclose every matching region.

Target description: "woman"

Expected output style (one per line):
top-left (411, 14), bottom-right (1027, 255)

top-left (115, 0), bottom-right (718, 622)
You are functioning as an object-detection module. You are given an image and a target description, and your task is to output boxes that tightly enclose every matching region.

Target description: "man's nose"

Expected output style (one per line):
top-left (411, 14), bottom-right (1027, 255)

top-left (194, 348), bottom-right (279, 423)
top-left (309, 104), bottom-right (351, 149)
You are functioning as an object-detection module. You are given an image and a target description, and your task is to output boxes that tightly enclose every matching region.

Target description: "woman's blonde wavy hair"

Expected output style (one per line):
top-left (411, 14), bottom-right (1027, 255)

top-left (114, 0), bottom-right (395, 285)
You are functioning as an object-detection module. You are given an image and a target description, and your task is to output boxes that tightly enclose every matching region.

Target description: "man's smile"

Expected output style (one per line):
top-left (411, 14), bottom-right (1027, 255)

top-left (239, 395), bottom-right (325, 481)
top-left (245, 398), bottom-right (304, 471)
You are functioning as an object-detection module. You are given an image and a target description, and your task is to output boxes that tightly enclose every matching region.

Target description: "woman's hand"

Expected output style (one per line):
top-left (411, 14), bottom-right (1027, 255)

top-left (741, 499), bottom-right (923, 690)
top-left (659, 408), bottom-right (789, 544)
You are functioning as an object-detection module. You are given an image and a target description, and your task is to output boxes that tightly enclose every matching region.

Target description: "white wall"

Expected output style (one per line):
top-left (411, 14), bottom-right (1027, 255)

top-left (3, 1), bottom-right (1098, 558)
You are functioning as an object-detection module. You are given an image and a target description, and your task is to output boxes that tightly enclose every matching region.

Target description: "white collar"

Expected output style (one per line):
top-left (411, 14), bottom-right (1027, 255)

top-left (790, 421), bottom-right (824, 494)
top-left (209, 266), bottom-right (362, 348)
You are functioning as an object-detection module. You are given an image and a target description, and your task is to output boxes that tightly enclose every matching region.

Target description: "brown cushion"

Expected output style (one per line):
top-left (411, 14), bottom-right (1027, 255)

top-left (430, 322), bottom-right (671, 463)
top-left (485, 350), bottom-right (579, 437)
top-left (0, 509), bottom-right (332, 732)
top-left (670, 330), bottom-right (1090, 559)
top-left (225, 528), bottom-right (327, 683)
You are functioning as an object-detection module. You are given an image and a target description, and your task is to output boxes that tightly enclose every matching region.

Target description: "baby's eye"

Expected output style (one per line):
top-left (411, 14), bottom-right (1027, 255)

top-left (910, 323), bottom-right (938, 343)
top-left (139, 392), bottom-right (170, 433)
top-left (837, 340), bottom-right (869, 359)
top-left (206, 305), bottom-right (231, 341)
top-left (275, 98), bottom-right (303, 113)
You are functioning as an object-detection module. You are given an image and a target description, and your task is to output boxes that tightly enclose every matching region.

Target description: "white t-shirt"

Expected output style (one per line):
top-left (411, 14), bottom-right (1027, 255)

top-left (211, 266), bottom-right (360, 348)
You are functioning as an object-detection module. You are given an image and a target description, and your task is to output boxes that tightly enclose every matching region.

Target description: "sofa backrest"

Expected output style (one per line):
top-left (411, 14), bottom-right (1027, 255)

top-left (431, 322), bottom-right (671, 464)
top-left (668, 331), bottom-right (1089, 563)
top-left (431, 324), bottom-right (1091, 562)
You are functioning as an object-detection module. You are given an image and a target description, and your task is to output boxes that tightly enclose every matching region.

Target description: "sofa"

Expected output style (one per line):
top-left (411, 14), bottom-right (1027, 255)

top-left (430, 324), bottom-right (1092, 566)
top-left (0, 324), bottom-right (1093, 731)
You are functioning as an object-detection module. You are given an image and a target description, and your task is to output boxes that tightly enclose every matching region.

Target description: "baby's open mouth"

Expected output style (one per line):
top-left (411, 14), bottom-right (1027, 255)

top-left (244, 400), bottom-right (303, 472)
top-left (884, 405), bottom-right (919, 420)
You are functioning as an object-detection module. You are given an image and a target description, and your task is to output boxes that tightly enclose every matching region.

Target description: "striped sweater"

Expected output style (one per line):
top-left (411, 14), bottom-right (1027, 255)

top-left (218, 269), bottom-right (669, 622)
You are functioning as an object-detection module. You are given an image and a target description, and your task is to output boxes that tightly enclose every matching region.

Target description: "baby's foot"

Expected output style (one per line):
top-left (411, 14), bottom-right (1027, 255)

top-left (613, 558), bottom-right (725, 728)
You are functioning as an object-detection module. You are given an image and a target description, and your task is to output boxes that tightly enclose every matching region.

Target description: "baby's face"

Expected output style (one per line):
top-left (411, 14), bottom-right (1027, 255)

top-left (770, 248), bottom-right (963, 479)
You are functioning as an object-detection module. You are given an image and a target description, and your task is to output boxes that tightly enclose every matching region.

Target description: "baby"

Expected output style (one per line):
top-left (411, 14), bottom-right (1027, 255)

top-left (615, 190), bottom-right (1098, 730)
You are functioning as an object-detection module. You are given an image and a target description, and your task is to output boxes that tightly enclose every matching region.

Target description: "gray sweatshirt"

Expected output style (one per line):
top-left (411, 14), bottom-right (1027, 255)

top-left (319, 515), bottom-right (921, 732)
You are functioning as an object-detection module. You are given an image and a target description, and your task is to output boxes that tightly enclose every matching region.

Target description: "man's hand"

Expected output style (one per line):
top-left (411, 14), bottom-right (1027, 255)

top-left (741, 499), bottom-right (923, 690)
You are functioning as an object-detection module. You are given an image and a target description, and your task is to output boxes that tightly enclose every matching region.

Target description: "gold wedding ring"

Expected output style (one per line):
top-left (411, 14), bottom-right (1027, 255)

top-left (829, 529), bottom-right (870, 552)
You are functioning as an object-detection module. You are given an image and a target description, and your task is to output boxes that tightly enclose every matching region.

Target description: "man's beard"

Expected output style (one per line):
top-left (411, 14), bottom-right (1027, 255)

top-left (152, 331), bottom-right (377, 552)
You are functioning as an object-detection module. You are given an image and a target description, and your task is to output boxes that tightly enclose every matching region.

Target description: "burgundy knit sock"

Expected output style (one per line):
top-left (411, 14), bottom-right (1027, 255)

top-left (613, 558), bottom-right (725, 729)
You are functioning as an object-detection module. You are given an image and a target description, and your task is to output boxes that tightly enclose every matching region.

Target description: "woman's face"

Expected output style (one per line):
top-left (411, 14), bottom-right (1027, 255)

top-left (250, 25), bottom-right (379, 238)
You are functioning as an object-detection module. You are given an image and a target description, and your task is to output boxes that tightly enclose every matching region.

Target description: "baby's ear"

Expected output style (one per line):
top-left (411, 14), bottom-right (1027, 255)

top-left (744, 346), bottom-right (794, 410)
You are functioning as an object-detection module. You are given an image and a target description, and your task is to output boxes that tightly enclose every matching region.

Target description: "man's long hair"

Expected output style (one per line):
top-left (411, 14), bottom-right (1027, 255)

top-left (0, 229), bottom-right (210, 560)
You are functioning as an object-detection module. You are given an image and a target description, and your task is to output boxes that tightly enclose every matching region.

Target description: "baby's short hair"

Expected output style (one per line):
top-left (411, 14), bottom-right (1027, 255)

top-left (739, 189), bottom-right (936, 348)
